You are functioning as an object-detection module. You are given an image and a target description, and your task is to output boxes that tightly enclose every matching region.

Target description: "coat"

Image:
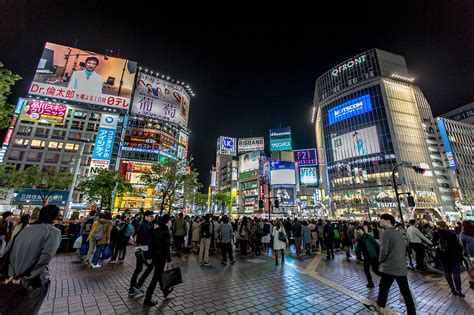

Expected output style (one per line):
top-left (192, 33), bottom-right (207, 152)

top-left (272, 226), bottom-right (287, 250)
top-left (191, 221), bottom-right (201, 242)
top-left (302, 226), bottom-right (311, 244)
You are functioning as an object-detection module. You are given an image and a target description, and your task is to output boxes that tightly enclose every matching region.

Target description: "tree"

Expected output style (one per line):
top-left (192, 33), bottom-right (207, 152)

top-left (140, 158), bottom-right (202, 215)
top-left (0, 62), bottom-right (22, 129)
top-left (212, 191), bottom-right (233, 215)
top-left (78, 169), bottom-right (132, 209)
top-left (185, 191), bottom-right (209, 213)
top-left (6, 165), bottom-right (73, 206)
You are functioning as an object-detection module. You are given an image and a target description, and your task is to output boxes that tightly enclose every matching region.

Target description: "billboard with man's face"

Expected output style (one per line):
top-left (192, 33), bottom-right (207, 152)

top-left (131, 72), bottom-right (190, 129)
top-left (28, 42), bottom-right (137, 109)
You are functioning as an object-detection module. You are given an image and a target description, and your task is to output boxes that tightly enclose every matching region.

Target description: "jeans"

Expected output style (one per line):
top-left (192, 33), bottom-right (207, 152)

top-left (130, 250), bottom-right (154, 291)
top-left (221, 243), bottom-right (234, 262)
top-left (410, 242), bottom-right (425, 270)
top-left (199, 238), bottom-right (211, 263)
top-left (325, 239), bottom-right (334, 258)
top-left (377, 273), bottom-right (416, 315)
top-left (86, 239), bottom-right (97, 263)
top-left (240, 240), bottom-right (248, 256)
top-left (363, 256), bottom-right (381, 284)
top-left (440, 260), bottom-right (462, 292)
top-left (144, 259), bottom-right (167, 303)
top-left (112, 238), bottom-right (127, 261)
top-left (174, 235), bottom-right (185, 250)
top-left (92, 244), bottom-right (106, 265)
top-left (294, 237), bottom-right (302, 254)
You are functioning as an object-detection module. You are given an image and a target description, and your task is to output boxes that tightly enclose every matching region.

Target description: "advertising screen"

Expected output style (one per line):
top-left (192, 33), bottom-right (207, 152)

top-left (239, 151), bottom-right (260, 173)
top-left (270, 127), bottom-right (292, 152)
top-left (331, 126), bottom-right (381, 162)
top-left (238, 137), bottom-right (264, 152)
top-left (299, 167), bottom-right (318, 186)
top-left (29, 42), bottom-right (137, 109)
top-left (218, 136), bottom-right (236, 156)
top-left (20, 99), bottom-right (68, 125)
top-left (328, 95), bottom-right (372, 125)
top-left (437, 119), bottom-right (458, 170)
top-left (294, 148), bottom-right (317, 166)
top-left (270, 161), bottom-right (296, 185)
top-left (132, 73), bottom-right (190, 129)
top-left (275, 187), bottom-right (295, 206)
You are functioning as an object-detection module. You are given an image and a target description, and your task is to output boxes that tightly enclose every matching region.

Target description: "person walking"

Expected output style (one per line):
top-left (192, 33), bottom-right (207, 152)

top-left (1, 205), bottom-right (61, 314)
top-left (323, 221), bottom-right (335, 260)
top-left (292, 218), bottom-right (303, 256)
top-left (219, 216), bottom-right (235, 265)
top-left (433, 221), bottom-right (465, 297)
top-left (284, 217), bottom-right (293, 248)
top-left (341, 224), bottom-right (352, 261)
top-left (460, 220), bottom-right (474, 289)
top-left (199, 214), bottom-right (212, 265)
top-left (309, 220), bottom-right (318, 253)
top-left (273, 219), bottom-right (287, 266)
top-left (129, 211), bottom-right (155, 298)
top-left (238, 216), bottom-right (250, 257)
top-left (0, 211), bottom-right (14, 253)
top-left (143, 214), bottom-right (173, 307)
top-left (191, 216), bottom-right (201, 254)
top-left (302, 221), bottom-right (312, 255)
top-left (407, 219), bottom-right (432, 272)
top-left (262, 219), bottom-right (272, 251)
top-left (355, 226), bottom-right (381, 288)
top-left (364, 214), bottom-right (416, 315)
top-left (172, 213), bottom-right (187, 252)
top-left (90, 213), bottom-right (112, 268)
top-left (107, 217), bottom-right (122, 264)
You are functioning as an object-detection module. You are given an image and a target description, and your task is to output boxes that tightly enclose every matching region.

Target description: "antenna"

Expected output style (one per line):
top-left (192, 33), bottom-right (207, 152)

top-left (73, 39), bottom-right (78, 48)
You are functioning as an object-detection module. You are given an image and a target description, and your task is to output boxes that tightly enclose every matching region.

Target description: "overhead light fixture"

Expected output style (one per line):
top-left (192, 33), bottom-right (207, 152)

top-left (390, 73), bottom-right (415, 82)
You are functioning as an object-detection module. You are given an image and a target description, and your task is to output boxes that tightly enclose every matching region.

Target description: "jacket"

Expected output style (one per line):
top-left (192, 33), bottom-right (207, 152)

top-left (292, 222), bottom-right (302, 238)
top-left (323, 224), bottom-right (334, 240)
top-left (355, 233), bottom-right (380, 258)
top-left (379, 227), bottom-right (407, 276)
top-left (302, 226), bottom-right (311, 244)
top-left (150, 225), bottom-right (171, 263)
top-left (191, 221), bottom-right (201, 242)
top-left (96, 220), bottom-right (112, 245)
top-left (136, 221), bottom-right (153, 247)
top-left (219, 223), bottom-right (234, 244)
top-left (407, 225), bottom-right (432, 245)
top-left (460, 232), bottom-right (474, 258)
top-left (172, 218), bottom-right (187, 237)
top-left (433, 230), bottom-right (463, 263)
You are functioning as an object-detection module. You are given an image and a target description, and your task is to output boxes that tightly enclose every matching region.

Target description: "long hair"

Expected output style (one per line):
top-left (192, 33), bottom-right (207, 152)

top-left (462, 220), bottom-right (474, 236)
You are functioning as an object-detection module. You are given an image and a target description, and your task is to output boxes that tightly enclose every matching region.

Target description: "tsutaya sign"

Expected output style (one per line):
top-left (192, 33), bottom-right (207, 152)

top-left (331, 55), bottom-right (367, 77)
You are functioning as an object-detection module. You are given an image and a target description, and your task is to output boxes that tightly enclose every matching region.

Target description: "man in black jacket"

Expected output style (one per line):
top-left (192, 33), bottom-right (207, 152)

top-left (323, 221), bottom-right (335, 260)
top-left (129, 211), bottom-right (155, 298)
top-left (144, 214), bottom-right (173, 307)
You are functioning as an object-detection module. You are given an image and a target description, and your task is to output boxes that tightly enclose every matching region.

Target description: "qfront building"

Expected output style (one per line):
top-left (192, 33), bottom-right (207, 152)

top-left (314, 49), bottom-right (449, 221)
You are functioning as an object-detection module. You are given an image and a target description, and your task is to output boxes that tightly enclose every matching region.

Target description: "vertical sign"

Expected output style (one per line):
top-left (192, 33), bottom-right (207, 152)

top-left (437, 119), bottom-right (458, 170)
top-left (0, 98), bottom-right (26, 164)
top-left (90, 114), bottom-right (119, 175)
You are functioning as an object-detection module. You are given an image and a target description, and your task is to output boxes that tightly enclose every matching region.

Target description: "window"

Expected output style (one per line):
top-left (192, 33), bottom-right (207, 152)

top-left (17, 126), bottom-right (32, 136)
top-left (27, 152), bottom-right (42, 162)
top-left (8, 150), bottom-right (24, 161)
top-left (12, 138), bottom-right (29, 148)
top-left (64, 143), bottom-right (79, 151)
top-left (52, 130), bottom-right (66, 139)
top-left (48, 141), bottom-right (63, 151)
top-left (44, 153), bottom-right (59, 163)
top-left (34, 128), bottom-right (49, 138)
top-left (30, 140), bottom-right (45, 148)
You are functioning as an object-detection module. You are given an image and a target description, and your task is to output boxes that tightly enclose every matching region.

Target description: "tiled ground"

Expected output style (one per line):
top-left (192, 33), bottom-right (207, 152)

top-left (38, 245), bottom-right (474, 314)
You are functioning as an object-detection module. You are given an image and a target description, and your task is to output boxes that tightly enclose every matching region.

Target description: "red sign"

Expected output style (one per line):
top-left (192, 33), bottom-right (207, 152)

top-left (21, 99), bottom-right (68, 125)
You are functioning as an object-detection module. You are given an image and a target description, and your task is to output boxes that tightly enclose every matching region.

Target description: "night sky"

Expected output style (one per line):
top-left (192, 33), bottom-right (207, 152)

top-left (1, 2), bottom-right (473, 187)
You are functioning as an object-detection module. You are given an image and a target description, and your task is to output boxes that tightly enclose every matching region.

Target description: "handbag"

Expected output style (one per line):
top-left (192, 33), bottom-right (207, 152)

top-left (73, 236), bottom-right (83, 249)
top-left (79, 241), bottom-right (89, 256)
top-left (101, 244), bottom-right (113, 260)
top-left (161, 264), bottom-right (182, 291)
top-left (278, 231), bottom-right (287, 242)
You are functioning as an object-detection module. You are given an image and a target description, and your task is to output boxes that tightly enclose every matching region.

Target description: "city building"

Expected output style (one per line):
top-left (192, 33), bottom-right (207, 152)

top-left (440, 102), bottom-right (474, 125)
top-left (314, 49), bottom-right (448, 221)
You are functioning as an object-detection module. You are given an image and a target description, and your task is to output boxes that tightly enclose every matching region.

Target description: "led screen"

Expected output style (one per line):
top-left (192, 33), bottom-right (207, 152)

top-left (328, 94), bottom-right (372, 125)
top-left (299, 167), bottom-right (318, 186)
top-left (331, 126), bottom-right (380, 162)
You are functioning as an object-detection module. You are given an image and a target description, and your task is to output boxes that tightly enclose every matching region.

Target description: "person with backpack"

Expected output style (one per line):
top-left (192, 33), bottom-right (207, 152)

top-left (354, 226), bottom-right (381, 288)
top-left (172, 213), bottom-right (187, 252)
top-left (111, 217), bottom-right (134, 263)
top-left (79, 210), bottom-right (96, 263)
top-left (238, 216), bottom-right (250, 257)
top-left (219, 215), bottom-right (235, 265)
top-left (333, 224), bottom-right (341, 251)
top-left (323, 221), bottom-right (335, 260)
top-left (199, 214), bottom-right (212, 266)
top-left (90, 213), bottom-right (112, 268)
top-left (432, 221), bottom-right (465, 297)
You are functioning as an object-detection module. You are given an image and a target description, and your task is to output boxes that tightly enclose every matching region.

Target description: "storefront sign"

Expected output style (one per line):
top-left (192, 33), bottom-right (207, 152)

top-left (12, 189), bottom-right (69, 205)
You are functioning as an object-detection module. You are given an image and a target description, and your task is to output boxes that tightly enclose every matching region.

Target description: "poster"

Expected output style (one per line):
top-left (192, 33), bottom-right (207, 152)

top-left (331, 126), bottom-right (381, 162)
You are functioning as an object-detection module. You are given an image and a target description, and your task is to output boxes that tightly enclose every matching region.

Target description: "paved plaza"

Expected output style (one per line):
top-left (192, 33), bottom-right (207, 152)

top-left (38, 246), bottom-right (474, 314)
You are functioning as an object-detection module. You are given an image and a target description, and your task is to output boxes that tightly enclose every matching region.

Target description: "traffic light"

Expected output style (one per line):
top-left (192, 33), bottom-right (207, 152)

top-left (258, 200), bottom-right (264, 209)
top-left (274, 199), bottom-right (279, 208)
top-left (407, 195), bottom-right (416, 207)
top-left (412, 166), bottom-right (426, 174)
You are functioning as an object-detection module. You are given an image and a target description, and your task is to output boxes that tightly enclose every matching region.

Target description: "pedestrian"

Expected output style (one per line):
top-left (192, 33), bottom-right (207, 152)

top-left (0, 205), bottom-right (61, 314)
top-left (354, 226), bottom-right (381, 288)
top-left (302, 221), bottom-right (311, 255)
top-left (143, 214), bottom-right (173, 307)
top-left (341, 224), bottom-right (352, 261)
top-left (317, 219), bottom-right (325, 251)
top-left (432, 221), bottom-right (465, 297)
top-left (113, 217), bottom-right (134, 263)
top-left (407, 219), bottom-right (432, 271)
top-left (323, 220), bottom-right (335, 260)
top-left (333, 223), bottom-right (341, 251)
top-left (129, 210), bottom-right (155, 298)
top-left (191, 216), bottom-right (201, 253)
top-left (364, 214), bottom-right (416, 315)
top-left (460, 220), bottom-right (474, 289)
top-left (284, 217), bottom-right (293, 247)
top-left (172, 212), bottom-right (187, 251)
top-left (199, 214), bottom-right (212, 266)
top-left (90, 213), bottom-right (112, 268)
top-left (211, 216), bottom-right (220, 252)
top-left (261, 219), bottom-right (271, 251)
top-left (309, 219), bottom-right (318, 252)
top-left (292, 218), bottom-right (302, 255)
top-left (81, 210), bottom-right (97, 264)
top-left (0, 211), bottom-right (14, 255)
top-left (272, 219), bottom-right (287, 266)
top-left (238, 216), bottom-right (250, 256)
top-left (108, 216), bottom-right (121, 264)
top-left (219, 215), bottom-right (235, 265)
top-left (10, 214), bottom-right (30, 240)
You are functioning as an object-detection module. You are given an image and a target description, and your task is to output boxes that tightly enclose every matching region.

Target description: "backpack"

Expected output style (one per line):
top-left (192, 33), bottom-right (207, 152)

top-left (333, 229), bottom-right (340, 239)
top-left (83, 218), bottom-right (94, 235)
top-left (200, 221), bottom-right (211, 238)
top-left (124, 223), bottom-right (135, 237)
top-left (92, 223), bottom-right (104, 240)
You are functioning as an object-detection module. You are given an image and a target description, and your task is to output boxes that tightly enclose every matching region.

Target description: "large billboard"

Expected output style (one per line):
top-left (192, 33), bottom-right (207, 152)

top-left (437, 119), bottom-right (458, 170)
top-left (239, 151), bottom-right (260, 179)
top-left (29, 42), bottom-right (137, 109)
top-left (270, 161), bottom-right (296, 185)
top-left (89, 113), bottom-right (119, 174)
top-left (328, 94), bottom-right (372, 125)
top-left (275, 187), bottom-right (295, 206)
top-left (238, 137), bottom-right (264, 152)
top-left (331, 126), bottom-right (380, 162)
top-left (132, 73), bottom-right (190, 129)
top-left (20, 99), bottom-right (68, 125)
top-left (299, 166), bottom-right (318, 186)
top-left (270, 127), bottom-right (292, 152)
top-left (294, 148), bottom-right (317, 166)
top-left (218, 136), bottom-right (236, 156)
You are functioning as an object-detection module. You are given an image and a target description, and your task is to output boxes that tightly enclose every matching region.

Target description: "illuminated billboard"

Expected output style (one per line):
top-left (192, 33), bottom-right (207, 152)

top-left (270, 161), bottom-right (296, 185)
top-left (328, 95), bottom-right (372, 125)
top-left (299, 167), bottom-right (318, 186)
top-left (29, 42), bottom-right (137, 109)
top-left (132, 73), bottom-right (190, 129)
top-left (275, 187), bottom-right (295, 206)
top-left (294, 148), bottom-right (317, 166)
top-left (238, 137), bottom-right (264, 152)
top-left (89, 113), bottom-right (119, 174)
top-left (218, 136), bottom-right (236, 156)
top-left (331, 126), bottom-right (380, 162)
top-left (437, 119), bottom-right (458, 170)
top-left (0, 98), bottom-right (26, 163)
top-left (20, 99), bottom-right (68, 125)
top-left (270, 127), bottom-right (292, 152)
top-left (239, 151), bottom-right (260, 173)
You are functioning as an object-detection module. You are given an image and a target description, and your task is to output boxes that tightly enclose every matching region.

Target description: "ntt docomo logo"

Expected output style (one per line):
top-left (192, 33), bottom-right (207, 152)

top-left (272, 142), bottom-right (290, 148)
top-left (331, 55), bottom-right (367, 77)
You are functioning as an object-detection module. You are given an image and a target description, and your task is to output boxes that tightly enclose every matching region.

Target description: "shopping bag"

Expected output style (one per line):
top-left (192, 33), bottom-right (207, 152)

top-left (161, 266), bottom-right (182, 291)
top-left (79, 241), bottom-right (89, 256)
top-left (73, 236), bottom-right (82, 249)
top-left (102, 244), bottom-right (113, 260)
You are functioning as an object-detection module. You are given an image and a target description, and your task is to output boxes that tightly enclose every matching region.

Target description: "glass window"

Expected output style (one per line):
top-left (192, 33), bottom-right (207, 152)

top-left (30, 140), bottom-right (45, 148)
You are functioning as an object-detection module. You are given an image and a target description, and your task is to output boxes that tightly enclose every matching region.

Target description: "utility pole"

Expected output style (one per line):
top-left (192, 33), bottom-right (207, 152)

top-left (392, 163), bottom-right (405, 227)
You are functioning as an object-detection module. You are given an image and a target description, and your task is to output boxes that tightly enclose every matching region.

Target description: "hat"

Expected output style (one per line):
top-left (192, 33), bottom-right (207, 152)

top-left (144, 210), bottom-right (154, 216)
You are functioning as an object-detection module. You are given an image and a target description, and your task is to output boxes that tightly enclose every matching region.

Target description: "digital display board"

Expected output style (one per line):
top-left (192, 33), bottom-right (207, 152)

top-left (239, 151), bottom-right (260, 173)
top-left (294, 148), bottom-right (317, 166)
top-left (437, 119), bottom-right (458, 170)
top-left (270, 127), bottom-right (292, 152)
top-left (20, 99), bottom-right (68, 125)
top-left (328, 95), bottom-right (372, 125)
top-left (299, 167), bottom-right (318, 186)
top-left (331, 126), bottom-right (381, 162)
top-left (270, 161), bottom-right (296, 185)
top-left (218, 136), bottom-right (236, 156)
top-left (275, 187), bottom-right (295, 206)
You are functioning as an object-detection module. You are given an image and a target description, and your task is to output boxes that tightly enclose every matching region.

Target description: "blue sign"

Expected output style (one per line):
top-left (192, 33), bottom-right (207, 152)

top-left (270, 127), bottom-right (292, 152)
top-left (12, 189), bottom-right (69, 205)
top-left (219, 136), bottom-right (236, 156)
top-left (437, 119), bottom-right (458, 170)
top-left (328, 94), bottom-right (372, 125)
top-left (92, 127), bottom-right (116, 160)
top-left (270, 160), bottom-right (295, 170)
top-left (449, 108), bottom-right (473, 122)
top-left (15, 98), bottom-right (26, 114)
top-left (121, 146), bottom-right (177, 160)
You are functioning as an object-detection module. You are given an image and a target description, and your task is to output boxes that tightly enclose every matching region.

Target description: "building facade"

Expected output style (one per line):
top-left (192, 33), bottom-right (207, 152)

top-left (314, 49), bottom-right (446, 221)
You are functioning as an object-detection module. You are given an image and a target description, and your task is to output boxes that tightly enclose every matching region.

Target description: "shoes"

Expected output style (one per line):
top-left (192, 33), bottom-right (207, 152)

top-left (143, 300), bottom-right (158, 307)
top-left (91, 264), bottom-right (101, 268)
top-left (457, 292), bottom-right (465, 298)
top-left (221, 261), bottom-right (227, 266)
top-left (135, 286), bottom-right (145, 294)
top-left (367, 283), bottom-right (375, 288)
top-left (451, 290), bottom-right (459, 296)
top-left (230, 260), bottom-right (235, 265)
top-left (363, 303), bottom-right (380, 314)
top-left (163, 286), bottom-right (174, 298)
top-left (275, 261), bottom-right (279, 266)
top-left (128, 287), bottom-right (143, 298)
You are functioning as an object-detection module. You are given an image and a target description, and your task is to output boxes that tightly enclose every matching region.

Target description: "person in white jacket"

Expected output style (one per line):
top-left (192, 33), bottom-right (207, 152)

top-left (407, 219), bottom-right (432, 271)
top-left (272, 219), bottom-right (287, 266)
top-left (68, 56), bottom-right (104, 95)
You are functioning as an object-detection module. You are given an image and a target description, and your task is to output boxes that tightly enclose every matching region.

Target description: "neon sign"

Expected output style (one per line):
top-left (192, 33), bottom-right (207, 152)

top-left (328, 95), bottom-right (372, 125)
top-left (331, 55), bottom-right (367, 77)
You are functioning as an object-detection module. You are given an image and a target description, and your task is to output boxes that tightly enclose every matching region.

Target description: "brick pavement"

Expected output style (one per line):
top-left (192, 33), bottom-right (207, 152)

top-left (37, 245), bottom-right (473, 314)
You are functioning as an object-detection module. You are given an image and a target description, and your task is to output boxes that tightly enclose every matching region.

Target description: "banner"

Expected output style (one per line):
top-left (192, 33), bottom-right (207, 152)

top-left (299, 166), bottom-right (318, 186)
top-left (270, 127), bottom-right (292, 152)
top-left (328, 94), bottom-right (372, 125)
top-left (20, 99), bottom-right (68, 125)
top-left (12, 189), bottom-right (69, 205)
top-left (89, 113), bottom-right (119, 174)
top-left (238, 137), bottom-right (264, 152)
top-left (218, 136), bottom-right (236, 156)
top-left (331, 126), bottom-right (381, 162)
top-left (239, 151), bottom-right (260, 173)
top-left (294, 149), bottom-right (317, 166)
top-left (132, 73), bottom-right (190, 129)
top-left (28, 42), bottom-right (137, 109)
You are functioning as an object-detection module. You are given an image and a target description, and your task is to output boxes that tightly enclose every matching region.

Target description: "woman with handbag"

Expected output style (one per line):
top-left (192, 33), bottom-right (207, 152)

top-left (354, 226), bottom-right (381, 288)
top-left (272, 219), bottom-right (287, 266)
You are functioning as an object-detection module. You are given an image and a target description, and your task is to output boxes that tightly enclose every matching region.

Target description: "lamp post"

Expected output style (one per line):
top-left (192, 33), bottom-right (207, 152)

top-left (392, 163), bottom-right (405, 226)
